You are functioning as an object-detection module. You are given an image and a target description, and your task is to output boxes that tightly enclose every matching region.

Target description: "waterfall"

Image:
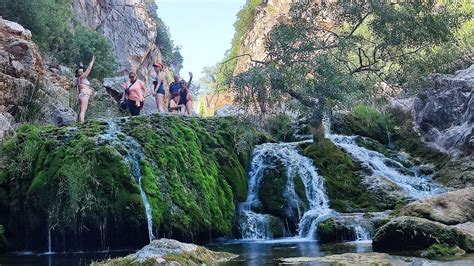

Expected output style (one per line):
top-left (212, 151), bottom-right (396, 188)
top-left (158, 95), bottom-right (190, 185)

top-left (353, 225), bottom-right (370, 241)
top-left (100, 120), bottom-right (155, 242)
top-left (327, 134), bottom-right (444, 199)
top-left (239, 141), bottom-right (332, 240)
top-left (47, 224), bottom-right (52, 254)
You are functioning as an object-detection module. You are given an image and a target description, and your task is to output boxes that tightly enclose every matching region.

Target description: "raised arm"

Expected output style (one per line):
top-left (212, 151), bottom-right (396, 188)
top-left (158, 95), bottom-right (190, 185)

top-left (81, 55), bottom-right (96, 79)
top-left (187, 72), bottom-right (193, 88)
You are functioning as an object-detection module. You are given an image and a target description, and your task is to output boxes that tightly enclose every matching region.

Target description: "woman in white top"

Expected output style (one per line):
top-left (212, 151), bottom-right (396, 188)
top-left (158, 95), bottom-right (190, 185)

top-left (75, 55), bottom-right (95, 123)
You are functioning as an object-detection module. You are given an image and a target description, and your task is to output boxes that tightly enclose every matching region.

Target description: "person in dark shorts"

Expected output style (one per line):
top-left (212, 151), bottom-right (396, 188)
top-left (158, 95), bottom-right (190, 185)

top-left (152, 62), bottom-right (166, 112)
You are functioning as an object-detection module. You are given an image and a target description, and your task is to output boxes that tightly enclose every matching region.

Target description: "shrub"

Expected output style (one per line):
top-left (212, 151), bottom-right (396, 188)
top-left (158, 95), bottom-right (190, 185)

top-left (59, 26), bottom-right (117, 80)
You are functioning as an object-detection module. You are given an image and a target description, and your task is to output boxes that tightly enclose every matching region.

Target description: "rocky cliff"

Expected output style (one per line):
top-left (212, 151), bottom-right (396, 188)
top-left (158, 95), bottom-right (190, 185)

top-left (72, 0), bottom-right (162, 85)
top-left (233, 0), bottom-right (292, 75)
top-left (0, 18), bottom-right (76, 138)
top-left (413, 65), bottom-right (474, 158)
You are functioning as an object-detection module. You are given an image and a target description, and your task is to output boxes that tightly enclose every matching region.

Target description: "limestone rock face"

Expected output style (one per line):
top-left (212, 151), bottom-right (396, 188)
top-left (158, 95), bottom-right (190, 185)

top-left (414, 65), bottom-right (474, 157)
top-left (233, 0), bottom-right (292, 75)
top-left (0, 18), bottom-right (76, 133)
top-left (399, 187), bottom-right (474, 225)
top-left (72, 0), bottom-right (162, 85)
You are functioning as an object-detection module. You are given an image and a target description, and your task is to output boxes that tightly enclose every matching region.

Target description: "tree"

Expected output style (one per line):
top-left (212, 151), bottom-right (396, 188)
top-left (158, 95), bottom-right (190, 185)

top-left (229, 1), bottom-right (472, 141)
top-left (0, 0), bottom-right (72, 52)
top-left (59, 26), bottom-right (118, 80)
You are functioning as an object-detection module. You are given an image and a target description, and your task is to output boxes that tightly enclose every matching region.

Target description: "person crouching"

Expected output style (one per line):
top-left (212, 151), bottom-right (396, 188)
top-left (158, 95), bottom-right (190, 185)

top-left (122, 72), bottom-right (147, 116)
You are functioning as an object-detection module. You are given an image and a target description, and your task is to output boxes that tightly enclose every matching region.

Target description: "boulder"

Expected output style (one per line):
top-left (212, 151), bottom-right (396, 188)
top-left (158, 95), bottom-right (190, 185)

top-left (413, 64), bottom-right (474, 157)
top-left (93, 238), bottom-right (237, 265)
top-left (434, 155), bottom-right (474, 188)
top-left (399, 187), bottom-right (474, 225)
top-left (372, 216), bottom-right (474, 252)
top-left (0, 18), bottom-right (76, 134)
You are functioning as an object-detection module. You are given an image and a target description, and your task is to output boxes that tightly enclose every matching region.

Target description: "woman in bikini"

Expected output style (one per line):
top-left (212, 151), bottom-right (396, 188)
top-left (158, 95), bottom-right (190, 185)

top-left (75, 55), bottom-right (95, 123)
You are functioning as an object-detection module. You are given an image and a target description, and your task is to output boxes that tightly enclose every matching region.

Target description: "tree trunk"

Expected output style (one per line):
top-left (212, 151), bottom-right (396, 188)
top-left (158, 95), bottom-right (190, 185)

top-left (309, 118), bottom-right (325, 143)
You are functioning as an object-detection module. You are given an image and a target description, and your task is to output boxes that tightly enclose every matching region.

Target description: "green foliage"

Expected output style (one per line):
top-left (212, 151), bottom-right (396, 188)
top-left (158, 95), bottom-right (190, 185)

top-left (304, 139), bottom-right (391, 212)
top-left (316, 218), bottom-right (354, 243)
top-left (0, 115), bottom-right (257, 248)
top-left (0, 0), bottom-right (71, 52)
top-left (0, 0), bottom-right (117, 80)
top-left (216, 0), bottom-right (262, 85)
top-left (332, 105), bottom-right (391, 145)
top-left (266, 113), bottom-right (295, 142)
top-left (59, 26), bottom-right (117, 80)
top-left (230, 1), bottom-right (472, 124)
top-left (421, 243), bottom-right (464, 258)
top-left (155, 17), bottom-right (183, 72)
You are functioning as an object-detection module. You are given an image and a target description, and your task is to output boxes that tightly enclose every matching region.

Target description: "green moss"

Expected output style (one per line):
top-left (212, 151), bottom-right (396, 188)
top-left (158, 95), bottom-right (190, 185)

top-left (1, 115), bottom-right (257, 249)
top-left (333, 105), bottom-right (448, 168)
top-left (421, 244), bottom-right (465, 258)
top-left (332, 105), bottom-right (391, 145)
top-left (316, 218), bottom-right (354, 243)
top-left (304, 139), bottom-right (388, 212)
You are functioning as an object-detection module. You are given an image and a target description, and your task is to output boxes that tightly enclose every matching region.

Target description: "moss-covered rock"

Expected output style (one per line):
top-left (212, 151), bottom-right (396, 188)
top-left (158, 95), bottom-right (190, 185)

top-left (0, 114), bottom-right (257, 251)
top-left (92, 238), bottom-right (238, 265)
top-left (420, 244), bottom-right (466, 258)
top-left (303, 139), bottom-right (390, 212)
top-left (332, 105), bottom-right (448, 168)
top-left (372, 216), bottom-right (474, 252)
top-left (316, 218), bottom-right (355, 243)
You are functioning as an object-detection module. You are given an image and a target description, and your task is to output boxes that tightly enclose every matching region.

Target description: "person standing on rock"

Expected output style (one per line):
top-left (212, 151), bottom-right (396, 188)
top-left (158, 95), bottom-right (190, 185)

top-left (122, 72), bottom-right (147, 116)
top-left (152, 62), bottom-right (166, 113)
top-left (75, 54), bottom-right (95, 123)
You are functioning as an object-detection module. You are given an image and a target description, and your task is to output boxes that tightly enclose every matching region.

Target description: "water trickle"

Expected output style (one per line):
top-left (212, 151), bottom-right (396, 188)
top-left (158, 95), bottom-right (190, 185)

top-left (47, 225), bottom-right (52, 254)
top-left (353, 225), bottom-right (370, 241)
top-left (239, 141), bottom-right (332, 240)
top-left (100, 120), bottom-right (155, 242)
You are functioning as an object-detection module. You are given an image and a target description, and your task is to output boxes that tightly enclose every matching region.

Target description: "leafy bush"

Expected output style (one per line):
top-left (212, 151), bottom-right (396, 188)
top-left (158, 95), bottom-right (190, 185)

top-left (266, 113), bottom-right (294, 142)
top-left (59, 26), bottom-right (117, 80)
top-left (1, 0), bottom-right (117, 80)
top-left (0, 0), bottom-right (71, 53)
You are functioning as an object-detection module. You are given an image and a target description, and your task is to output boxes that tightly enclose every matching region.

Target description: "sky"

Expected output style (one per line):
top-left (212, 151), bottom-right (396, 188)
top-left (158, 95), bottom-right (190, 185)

top-left (156, 0), bottom-right (246, 80)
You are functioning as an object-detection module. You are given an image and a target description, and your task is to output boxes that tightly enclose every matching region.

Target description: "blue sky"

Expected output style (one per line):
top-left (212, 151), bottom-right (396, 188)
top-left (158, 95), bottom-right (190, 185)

top-left (155, 0), bottom-right (246, 80)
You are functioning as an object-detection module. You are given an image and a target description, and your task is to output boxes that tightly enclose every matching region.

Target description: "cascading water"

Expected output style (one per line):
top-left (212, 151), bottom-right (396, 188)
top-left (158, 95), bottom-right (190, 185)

top-left (239, 141), bottom-right (332, 240)
top-left (353, 225), bottom-right (370, 241)
top-left (327, 134), bottom-right (444, 199)
top-left (100, 120), bottom-right (155, 242)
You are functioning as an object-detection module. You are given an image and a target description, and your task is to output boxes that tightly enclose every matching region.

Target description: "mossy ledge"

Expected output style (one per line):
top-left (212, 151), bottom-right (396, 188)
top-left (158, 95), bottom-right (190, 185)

top-left (0, 114), bottom-right (260, 252)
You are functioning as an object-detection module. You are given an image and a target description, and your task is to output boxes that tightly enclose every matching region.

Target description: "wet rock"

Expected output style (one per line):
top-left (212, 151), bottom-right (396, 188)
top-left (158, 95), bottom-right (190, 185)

top-left (418, 164), bottom-right (436, 175)
top-left (399, 187), bottom-right (474, 225)
top-left (413, 64), bottom-right (474, 157)
top-left (434, 156), bottom-right (474, 188)
top-left (372, 216), bottom-right (474, 252)
top-left (93, 238), bottom-right (237, 265)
